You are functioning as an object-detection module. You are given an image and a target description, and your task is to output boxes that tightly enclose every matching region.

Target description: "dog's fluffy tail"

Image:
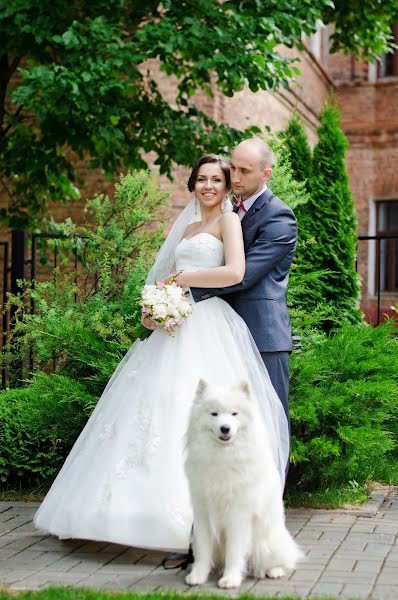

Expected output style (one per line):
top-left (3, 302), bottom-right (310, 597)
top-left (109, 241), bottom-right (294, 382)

top-left (250, 525), bottom-right (304, 579)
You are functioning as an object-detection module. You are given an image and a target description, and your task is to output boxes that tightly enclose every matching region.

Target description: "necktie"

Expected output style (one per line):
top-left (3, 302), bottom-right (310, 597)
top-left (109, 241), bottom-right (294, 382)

top-left (232, 195), bottom-right (247, 213)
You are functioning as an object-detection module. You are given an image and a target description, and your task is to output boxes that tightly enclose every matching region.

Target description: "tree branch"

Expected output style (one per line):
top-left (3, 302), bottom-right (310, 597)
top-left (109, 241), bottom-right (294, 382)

top-left (0, 104), bottom-right (24, 141)
top-left (0, 54), bottom-right (21, 131)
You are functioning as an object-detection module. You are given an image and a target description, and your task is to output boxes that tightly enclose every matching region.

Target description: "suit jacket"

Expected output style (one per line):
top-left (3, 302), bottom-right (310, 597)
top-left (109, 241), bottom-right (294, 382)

top-left (190, 187), bottom-right (298, 352)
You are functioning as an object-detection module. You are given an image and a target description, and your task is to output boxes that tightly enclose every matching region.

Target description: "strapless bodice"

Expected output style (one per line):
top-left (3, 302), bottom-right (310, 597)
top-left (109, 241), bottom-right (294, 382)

top-left (175, 233), bottom-right (224, 272)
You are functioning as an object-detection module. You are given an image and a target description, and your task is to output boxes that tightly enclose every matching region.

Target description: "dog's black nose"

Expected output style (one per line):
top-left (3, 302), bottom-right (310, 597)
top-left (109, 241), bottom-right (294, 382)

top-left (220, 425), bottom-right (230, 435)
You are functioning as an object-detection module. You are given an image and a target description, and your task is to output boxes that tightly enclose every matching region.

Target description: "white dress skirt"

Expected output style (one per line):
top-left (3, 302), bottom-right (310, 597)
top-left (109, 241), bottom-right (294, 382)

top-left (34, 233), bottom-right (289, 552)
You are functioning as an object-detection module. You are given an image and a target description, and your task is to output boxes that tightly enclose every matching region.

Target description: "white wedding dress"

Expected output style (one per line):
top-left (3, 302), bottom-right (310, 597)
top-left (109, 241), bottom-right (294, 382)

top-left (34, 233), bottom-right (289, 552)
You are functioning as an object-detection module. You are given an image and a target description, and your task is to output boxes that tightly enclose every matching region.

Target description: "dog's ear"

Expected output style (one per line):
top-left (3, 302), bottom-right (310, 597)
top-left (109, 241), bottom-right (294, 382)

top-left (195, 378), bottom-right (208, 399)
top-left (237, 381), bottom-right (250, 398)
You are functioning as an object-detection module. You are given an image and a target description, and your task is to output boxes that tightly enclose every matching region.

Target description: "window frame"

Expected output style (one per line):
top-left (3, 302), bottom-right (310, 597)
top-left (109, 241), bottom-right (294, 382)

top-left (378, 24), bottom-right (398, 78)
top-left (375, 200), bottom-right (398, 293)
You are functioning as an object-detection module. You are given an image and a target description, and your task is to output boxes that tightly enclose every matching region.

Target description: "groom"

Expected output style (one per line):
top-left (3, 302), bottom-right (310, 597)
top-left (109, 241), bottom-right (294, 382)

top-left (191, 137), bottom-right (297, 448)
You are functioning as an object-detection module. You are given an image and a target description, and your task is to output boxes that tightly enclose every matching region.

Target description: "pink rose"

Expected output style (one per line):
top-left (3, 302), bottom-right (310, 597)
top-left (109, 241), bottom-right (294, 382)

top-left (164, 318), bottom-right (177, 329)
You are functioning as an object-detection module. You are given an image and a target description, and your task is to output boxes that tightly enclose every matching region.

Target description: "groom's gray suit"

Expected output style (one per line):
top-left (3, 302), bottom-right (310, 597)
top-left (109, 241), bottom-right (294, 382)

top-left (191, 187), bottom-right (297, 437)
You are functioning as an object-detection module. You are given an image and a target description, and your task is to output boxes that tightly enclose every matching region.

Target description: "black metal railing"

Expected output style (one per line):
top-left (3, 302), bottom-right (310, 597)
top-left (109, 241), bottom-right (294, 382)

top-left (0, 231), bottom-right (86, 388)
top-left (357, 234), bottom-right (398, 325)
top-left (0, 241), bottom-right (9, 388)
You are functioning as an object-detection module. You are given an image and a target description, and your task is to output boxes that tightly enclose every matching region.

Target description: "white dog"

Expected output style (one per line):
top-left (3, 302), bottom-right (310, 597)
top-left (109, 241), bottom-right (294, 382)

top-left (184, 379), bottom-right (303, 589)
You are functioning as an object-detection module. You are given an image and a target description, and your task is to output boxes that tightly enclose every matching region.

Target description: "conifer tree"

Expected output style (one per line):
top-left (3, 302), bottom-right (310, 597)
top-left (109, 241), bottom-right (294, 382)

top-left (309, 102), bottom-right (362, 325)
top-left (278, 114), bottom-right (326, 319)
top-left (279, 112), bottom-right (317, 254)
top-left (279, 112), bottom-right (312, 190)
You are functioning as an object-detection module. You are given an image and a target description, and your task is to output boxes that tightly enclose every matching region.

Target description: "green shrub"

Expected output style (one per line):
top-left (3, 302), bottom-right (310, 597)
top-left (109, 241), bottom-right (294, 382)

top-left (0, 373), bottom-right (97, 486)
top-left (5, 171), bottom-right (168, 394)
top-left (289, 321), bottom-right (398, 491)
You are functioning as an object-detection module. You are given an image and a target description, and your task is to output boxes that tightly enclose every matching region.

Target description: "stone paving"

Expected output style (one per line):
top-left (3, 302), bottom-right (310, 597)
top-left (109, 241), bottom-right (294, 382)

top-left (0, 489), bottom-right (397, 598)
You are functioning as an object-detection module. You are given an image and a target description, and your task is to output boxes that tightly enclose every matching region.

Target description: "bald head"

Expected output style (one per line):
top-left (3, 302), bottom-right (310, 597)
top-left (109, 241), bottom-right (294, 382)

top-left (230, 137), bottom-right (273, 199)
top-left (234, 137), bottom-right (274, 169)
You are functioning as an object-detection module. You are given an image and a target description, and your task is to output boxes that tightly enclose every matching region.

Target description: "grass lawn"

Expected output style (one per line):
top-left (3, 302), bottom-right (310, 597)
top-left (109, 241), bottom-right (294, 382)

top-left (0, 481), bottom-right (370, 509)
top-left (284, 481), bottom-right (369, 509)
top-left (0, 590), bottom-right (332, 600)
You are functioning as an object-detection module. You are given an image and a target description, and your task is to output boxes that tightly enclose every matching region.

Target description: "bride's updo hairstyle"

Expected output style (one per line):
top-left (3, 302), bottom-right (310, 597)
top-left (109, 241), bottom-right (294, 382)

top-left (187, 154), bottom-right (231, 192)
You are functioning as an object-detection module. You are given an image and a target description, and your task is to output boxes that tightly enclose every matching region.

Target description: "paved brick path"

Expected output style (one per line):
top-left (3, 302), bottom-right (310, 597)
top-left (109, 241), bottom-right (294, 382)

top-left (0, 489), bottom-right (397, 598)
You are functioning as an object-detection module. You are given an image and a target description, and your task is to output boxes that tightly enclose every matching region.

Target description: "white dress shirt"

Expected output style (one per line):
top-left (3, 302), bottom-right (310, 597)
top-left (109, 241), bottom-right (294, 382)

top-left (238, 184), bottom-right (268, 220)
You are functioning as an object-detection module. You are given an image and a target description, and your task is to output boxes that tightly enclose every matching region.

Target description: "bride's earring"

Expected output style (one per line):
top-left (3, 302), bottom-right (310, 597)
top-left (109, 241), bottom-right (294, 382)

top-left (193, 195), bottom-right (198, 216)
top-left (222, 195), bottom-right (233, 213)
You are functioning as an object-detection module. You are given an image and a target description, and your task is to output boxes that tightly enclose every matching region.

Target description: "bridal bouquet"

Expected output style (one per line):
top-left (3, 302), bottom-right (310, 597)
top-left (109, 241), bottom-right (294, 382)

top-left (140, 277), bottom-right (192, 335)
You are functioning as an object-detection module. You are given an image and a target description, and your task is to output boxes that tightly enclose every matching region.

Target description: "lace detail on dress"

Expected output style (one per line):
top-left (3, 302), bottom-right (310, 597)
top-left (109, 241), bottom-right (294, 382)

top-left (96, 481), bottom-right (112, 516)
top-left (187, 235), bottom-right (220, 255)
top-left (115, 402), bottom-right (161, 479)
top-left (175, 233), bottom-right (224, 273)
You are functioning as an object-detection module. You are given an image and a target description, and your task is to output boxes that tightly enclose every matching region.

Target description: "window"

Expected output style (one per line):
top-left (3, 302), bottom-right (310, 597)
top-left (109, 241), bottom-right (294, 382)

top-left (378, 25), bottom-right (398, 78)
top-left (376, 201), bottom-right (398, 292)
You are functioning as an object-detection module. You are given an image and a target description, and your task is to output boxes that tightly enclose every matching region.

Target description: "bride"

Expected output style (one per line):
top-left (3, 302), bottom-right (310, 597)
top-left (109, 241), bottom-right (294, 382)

top-left (34, 155), bottom-right (289, 552)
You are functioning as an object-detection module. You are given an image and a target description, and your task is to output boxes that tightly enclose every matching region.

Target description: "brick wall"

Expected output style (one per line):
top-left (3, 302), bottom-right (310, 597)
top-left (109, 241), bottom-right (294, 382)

top-left (336, 76), bottom-right (398, 317)
top-left (2, 38), bottom-right (397, 318)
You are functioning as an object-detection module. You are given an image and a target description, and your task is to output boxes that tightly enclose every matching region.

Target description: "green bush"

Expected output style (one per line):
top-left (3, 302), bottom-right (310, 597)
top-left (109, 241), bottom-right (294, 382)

top-left (289, 321), bottom-right (398, 491)
top-left (0, 373), bottom-right (96, 486)
top-left (5, 170), bottom-right (168, 394)
top-left (0, 170), bottom-right (170, 488)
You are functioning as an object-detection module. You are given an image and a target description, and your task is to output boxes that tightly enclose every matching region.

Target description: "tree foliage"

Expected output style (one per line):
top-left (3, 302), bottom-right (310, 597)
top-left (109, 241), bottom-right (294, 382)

top-left (4, 170), bottom-right (167, 393)
top-left (1, 0), bottom-right (398, 226)
top-left (268, 136), bottom-right (335, 336)
top-left (279, 106), bottom-right (362, 329)
top-left (310, 102), bottom-right (362, 326)
top-left (278, 112), bottom-right (312, 191)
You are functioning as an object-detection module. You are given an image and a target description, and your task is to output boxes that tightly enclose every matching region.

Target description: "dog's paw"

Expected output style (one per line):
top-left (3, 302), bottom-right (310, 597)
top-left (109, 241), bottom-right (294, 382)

top-left (266, 566), bottom-right (286, 579)
top-left (185, 570), bottom-right (208, 586)
top-left (218, 572), bottom-right (243, 588)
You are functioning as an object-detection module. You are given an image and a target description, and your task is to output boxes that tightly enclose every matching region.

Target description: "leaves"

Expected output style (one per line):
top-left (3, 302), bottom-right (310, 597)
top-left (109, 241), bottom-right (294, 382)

top-left (279, 106), bottom-right (362, 332)
top-left (0, 372), bottom-right (96, 485)
top-left (289, 321), bottom-right (398, 490)
top-left (3, 171), bottom-right (168, 394)
top-left (1, 0), bottom-right (397, 226)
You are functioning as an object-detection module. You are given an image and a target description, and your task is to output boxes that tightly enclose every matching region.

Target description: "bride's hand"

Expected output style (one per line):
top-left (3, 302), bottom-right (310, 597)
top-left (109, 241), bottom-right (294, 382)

top-left (163, 273), bottom-right (175, 285)
top-left (164, 272), bottom-right (186, 287)
top-left (141, 315), bottom-right (158, 330)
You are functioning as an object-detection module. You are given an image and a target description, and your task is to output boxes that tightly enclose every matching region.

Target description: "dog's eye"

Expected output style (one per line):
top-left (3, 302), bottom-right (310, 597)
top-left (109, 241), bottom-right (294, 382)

top-left (231, 412), bottom-right (238, 416)
top-left (211, 412), bottom-right (218, 417)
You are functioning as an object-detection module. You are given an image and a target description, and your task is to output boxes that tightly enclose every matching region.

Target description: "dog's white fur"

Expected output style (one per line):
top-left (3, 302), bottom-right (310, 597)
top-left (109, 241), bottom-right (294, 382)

top-left (184, 379), bottom-right (303, 589)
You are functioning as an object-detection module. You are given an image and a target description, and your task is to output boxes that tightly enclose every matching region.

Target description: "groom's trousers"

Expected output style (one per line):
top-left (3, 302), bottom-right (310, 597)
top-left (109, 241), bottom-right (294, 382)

top-left (260, 351), bottom-right (291, 478)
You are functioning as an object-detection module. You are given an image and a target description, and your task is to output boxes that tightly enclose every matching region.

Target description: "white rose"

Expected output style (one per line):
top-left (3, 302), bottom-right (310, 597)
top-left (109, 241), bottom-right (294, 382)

top-left (166, 285), bottom-right (184, 301)
top-left (152, 303), bottom-right (168, 319)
